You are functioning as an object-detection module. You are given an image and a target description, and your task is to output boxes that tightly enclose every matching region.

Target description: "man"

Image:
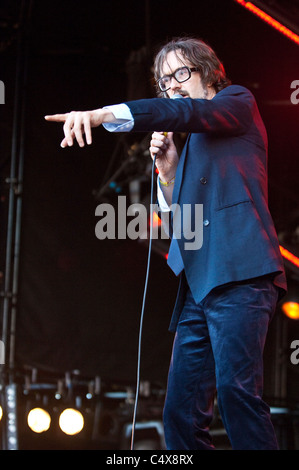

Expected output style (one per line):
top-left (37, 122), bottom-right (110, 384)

top-left (45, 37), bottom-right (287, 450)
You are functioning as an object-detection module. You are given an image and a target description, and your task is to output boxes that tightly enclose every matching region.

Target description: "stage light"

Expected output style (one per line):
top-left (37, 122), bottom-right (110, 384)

top-left (27, 407), bottom-right (51, 433)
top-left (152, 211), bottom-right (162, 229)
top-left (282, 301), bottom-right (299, 320)
top-left (59, 408), bottom-right (84, 435)
top-left (235, 0), bottom-right (299, 45)
top-left (280, 245), bottom-right (299, 269)
top-left (281, 280), bottom-right (299, 320)
top-left (0, 406), bottom-right (2, 421)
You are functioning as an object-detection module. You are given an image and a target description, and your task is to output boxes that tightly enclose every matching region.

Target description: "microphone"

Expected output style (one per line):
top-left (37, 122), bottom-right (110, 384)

top-left (171, 93), bottom-right (184, 99)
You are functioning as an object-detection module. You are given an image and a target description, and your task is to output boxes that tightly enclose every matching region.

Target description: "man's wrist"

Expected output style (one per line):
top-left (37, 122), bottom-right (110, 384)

top-left (159, 170), bottom-right (177, 183)
top-left (159, 175), bottom-right (176, 187)
top-left (98, 108), bottom-right (116, 123)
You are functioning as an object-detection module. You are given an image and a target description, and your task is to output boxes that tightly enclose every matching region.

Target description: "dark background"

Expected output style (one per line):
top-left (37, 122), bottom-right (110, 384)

top-left (1, 0), bottom-right (299, 449)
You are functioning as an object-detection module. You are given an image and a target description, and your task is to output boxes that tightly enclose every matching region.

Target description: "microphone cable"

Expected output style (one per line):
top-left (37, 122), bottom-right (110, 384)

top-left (130, 154), bottom-right (157, 451)
top-left (130, 98), bottom-right (181, 449)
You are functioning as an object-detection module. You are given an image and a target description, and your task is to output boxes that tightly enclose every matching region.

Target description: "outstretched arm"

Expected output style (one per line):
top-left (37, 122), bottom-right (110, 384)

top-left (44, 108), bottom-right (116, 148)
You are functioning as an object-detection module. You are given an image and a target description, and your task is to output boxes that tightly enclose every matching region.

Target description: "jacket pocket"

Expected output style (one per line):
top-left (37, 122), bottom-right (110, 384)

top-left (215, 198), bottom-right (252, 211)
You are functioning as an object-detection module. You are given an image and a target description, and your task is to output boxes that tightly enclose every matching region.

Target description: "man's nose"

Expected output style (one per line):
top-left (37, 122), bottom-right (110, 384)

top-left (170, 76), bottom-right (181, 90)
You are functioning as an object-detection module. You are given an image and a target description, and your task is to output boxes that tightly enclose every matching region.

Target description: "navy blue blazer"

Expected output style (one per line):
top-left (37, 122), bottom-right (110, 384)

top-left (126, 85), bottom-right (287, 331)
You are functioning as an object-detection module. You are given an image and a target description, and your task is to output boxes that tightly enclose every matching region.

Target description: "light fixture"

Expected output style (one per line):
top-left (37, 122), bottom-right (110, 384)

top-left (280, 280), bottom-right (299, 320)
top-left (58, 408), bottom-right (84, 436)
top-left (280, 245), bottom-right (299, 269)
top-left (235, 0), bottom-right (299, 45)
top-left (27, 407), bottom-right (51, 433)
top-left (282, 301), bottom-right (299, 320)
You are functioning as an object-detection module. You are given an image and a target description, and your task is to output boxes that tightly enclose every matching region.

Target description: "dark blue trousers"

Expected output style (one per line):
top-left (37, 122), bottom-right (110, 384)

top-left (163, 276), bottom-right (279, 450)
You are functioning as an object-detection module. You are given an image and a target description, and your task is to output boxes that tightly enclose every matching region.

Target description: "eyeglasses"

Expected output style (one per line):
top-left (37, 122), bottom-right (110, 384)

top-left (157, 66), bottom-right (199, 92)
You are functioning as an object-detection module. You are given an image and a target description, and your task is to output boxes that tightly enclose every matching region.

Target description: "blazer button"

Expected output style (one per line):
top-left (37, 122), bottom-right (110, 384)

top-left (200, 177), bottom-right (208, 185)
top-left (203, 219), bottom-right (210, 227)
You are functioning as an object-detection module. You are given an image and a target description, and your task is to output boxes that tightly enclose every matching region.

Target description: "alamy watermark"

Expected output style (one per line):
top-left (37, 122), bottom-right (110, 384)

top-left (290, 80), bottom-right (299, 104)
top-left (0, 80), bottom-right (4, 104)
top-left (0, 341), bottom-right (5, 364)
top-left (290, 340), bottom-right (299, 365)
top-left (95, 196), bottom-right (203, 251)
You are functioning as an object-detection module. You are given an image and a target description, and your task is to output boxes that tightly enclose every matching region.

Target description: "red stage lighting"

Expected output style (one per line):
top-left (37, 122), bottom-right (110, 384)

top-left (279, 245), bottom-right (299, 269)
top-left (235, 0), bottom-right (299, 45)
top-left (282, 301), bottom-right (299, 320)
top-left (152, 211), bottom-right (162, 229)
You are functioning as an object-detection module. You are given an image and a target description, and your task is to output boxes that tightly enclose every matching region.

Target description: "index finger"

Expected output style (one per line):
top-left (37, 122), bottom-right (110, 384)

top-left (151, 131), bottom-right (164, 140)
top-left (44, 113), bottom-right (69, 122)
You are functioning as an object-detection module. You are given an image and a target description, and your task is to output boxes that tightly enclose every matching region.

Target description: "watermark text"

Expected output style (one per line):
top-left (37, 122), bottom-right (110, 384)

top-left (95, 196), bottom-right (203, 251)
top-left (290, 80), bottom-right (299, 104)
top-left (0, 340), bottom-right (5, 364)
top-left (0, 80), bottom-right (4, 104)
top-left (290, 340), bottom-right (299, 365)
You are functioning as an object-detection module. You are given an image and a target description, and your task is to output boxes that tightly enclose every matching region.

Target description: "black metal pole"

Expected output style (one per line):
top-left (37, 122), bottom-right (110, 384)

top-left (0, 0), bottom-right (33, 450)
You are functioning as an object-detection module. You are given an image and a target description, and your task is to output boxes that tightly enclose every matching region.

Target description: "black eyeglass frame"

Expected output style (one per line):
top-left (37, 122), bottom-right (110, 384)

top-left (157, 66), bottom-right (199, 92)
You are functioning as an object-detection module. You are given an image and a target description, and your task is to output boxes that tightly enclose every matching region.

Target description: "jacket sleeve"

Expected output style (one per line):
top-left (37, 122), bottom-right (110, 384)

top-left (125, 85), bottom-right (255, 136)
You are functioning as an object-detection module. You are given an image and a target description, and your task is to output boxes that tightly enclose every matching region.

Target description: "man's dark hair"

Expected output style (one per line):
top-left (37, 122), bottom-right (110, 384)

top-left (154, 37), bottom-right (231, 97)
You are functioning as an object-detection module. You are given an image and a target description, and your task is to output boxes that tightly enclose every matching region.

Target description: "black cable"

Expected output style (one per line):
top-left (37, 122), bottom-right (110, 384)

top-left (130, 154), bottom-right (157, 451)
